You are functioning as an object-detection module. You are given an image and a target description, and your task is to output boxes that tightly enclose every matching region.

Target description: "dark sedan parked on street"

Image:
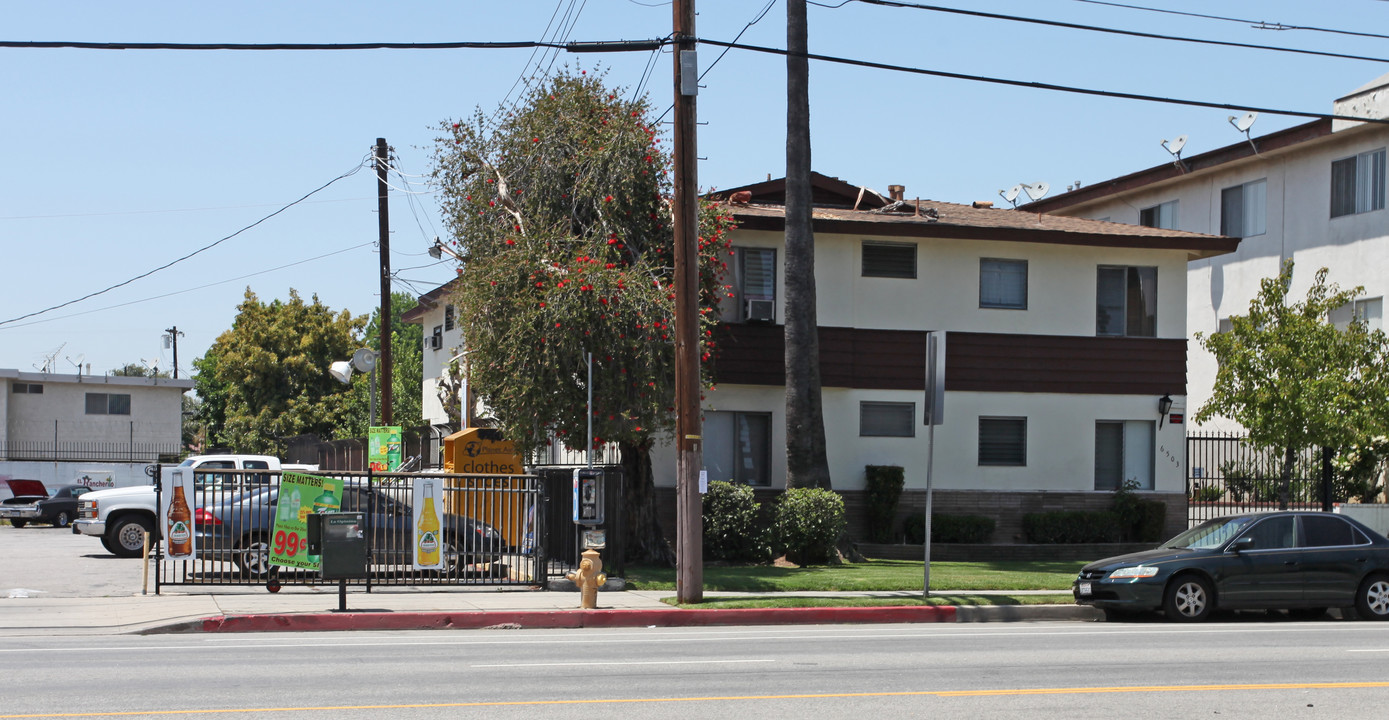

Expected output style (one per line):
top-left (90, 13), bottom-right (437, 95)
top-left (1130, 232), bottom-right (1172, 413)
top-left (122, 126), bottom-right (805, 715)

top-left (1075, 511), bottom-right (1389, 622)
top-left (192, 483), bottom-right (508, 577)
top-left (0, 483), bottom-right (92, 528)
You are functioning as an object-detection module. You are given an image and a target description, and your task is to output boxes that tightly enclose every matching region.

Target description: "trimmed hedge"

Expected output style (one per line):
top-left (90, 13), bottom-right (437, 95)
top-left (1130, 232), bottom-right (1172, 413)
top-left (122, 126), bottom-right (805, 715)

top-left (902, 513), bottom-right (996, 544)
top-left (863, 465), bottom-right (905, 543)
top-left (1022, 510), bottom-right (1123, 544)
top-left (702, 481), bottom-right (773, 564)
top-left (773, 487), bottom-right (846, 565)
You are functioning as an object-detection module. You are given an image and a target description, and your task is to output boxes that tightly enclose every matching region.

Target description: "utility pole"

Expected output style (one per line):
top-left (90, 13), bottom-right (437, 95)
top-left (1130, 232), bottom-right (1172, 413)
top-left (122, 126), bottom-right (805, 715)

top-left (672, 0), bottom-right (703, 604)
top-left (164, 326), bottom-right (184, 379)
top-left (375, 138), bottom-right (394, 426)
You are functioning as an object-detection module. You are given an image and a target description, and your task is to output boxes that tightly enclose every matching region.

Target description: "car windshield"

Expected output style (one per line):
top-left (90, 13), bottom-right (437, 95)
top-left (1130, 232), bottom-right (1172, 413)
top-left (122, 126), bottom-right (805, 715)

top-left (1161, 516), bottom-right (1257, 549)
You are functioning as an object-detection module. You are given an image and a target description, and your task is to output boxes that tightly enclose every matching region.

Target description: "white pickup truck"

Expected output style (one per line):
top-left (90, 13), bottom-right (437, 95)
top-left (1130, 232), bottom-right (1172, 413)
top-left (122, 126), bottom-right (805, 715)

top-left (72, 455), bottom-right (305, 558)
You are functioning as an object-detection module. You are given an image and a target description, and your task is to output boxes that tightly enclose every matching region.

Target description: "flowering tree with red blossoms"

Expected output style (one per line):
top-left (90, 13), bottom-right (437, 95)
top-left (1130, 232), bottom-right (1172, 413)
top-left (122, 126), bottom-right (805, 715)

top-left (432, 69), bottom-right (736, 564)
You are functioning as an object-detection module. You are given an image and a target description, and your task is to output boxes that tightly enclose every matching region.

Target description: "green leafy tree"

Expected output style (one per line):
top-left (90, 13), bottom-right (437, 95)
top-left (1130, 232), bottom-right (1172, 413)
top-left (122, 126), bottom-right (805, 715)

top-left (193, 288), bottom-right (366, 456)
top-left (334, 292), bottom-right (425, 439)
top-left (1195, 261), bottom-right (1389, 508)
top-left (111, 362), bottom-right (169, 378)
top-left (433, 68), bottom-right (735, 565)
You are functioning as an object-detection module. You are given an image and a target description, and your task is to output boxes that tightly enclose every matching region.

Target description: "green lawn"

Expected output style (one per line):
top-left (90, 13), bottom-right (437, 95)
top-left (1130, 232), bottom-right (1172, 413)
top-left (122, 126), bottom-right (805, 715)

top-left (625, 558), bottom-right (1084, 592)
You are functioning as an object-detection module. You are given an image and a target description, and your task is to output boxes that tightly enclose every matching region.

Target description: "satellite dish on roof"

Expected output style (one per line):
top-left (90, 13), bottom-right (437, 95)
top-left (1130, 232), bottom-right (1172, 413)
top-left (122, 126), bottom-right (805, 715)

top-left (1161, 135), bottom-right (1190, 172)
top-left (1021, 182), bottom-right (1050, 202)
top-left (1230, 112), bottom-right (1257, 132)
top-left (998, 184), bottom-right (1023, 207)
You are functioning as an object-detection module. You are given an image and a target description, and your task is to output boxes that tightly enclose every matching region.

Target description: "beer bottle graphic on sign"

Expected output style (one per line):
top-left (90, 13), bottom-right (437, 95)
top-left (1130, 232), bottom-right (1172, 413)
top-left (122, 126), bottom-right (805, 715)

top-left (167, 485), bottom-right (192, 557)
top-left (417, 482), bottom-right (441, 567)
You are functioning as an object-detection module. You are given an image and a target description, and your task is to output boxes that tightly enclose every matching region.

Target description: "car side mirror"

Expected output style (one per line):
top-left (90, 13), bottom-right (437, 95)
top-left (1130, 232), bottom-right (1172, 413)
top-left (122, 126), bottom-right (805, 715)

top-left (1228, 536), bottom-right (1255, 553)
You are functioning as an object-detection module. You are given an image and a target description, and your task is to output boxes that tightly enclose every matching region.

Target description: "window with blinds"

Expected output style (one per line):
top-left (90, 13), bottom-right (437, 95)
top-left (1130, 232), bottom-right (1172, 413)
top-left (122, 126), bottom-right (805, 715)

top-left (980, 258), bottom-right (1027, 309)
top-left (978, 417), bottom-right (1026, 466)
top-left (860, 402), bottom-right (915, 437)
top-left (861, 241), bottom-right (917, 279)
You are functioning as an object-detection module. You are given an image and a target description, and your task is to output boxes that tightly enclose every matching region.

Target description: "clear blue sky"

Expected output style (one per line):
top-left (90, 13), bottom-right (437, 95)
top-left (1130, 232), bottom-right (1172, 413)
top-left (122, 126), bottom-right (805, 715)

top-left (3, 0), bottom-right (1384, 380)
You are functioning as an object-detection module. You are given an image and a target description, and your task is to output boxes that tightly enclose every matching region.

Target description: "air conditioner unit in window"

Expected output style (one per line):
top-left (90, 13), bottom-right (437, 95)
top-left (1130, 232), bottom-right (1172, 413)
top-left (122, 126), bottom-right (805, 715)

top-left (429, 332), bottom-right (442, 350)
top-left (745, 298), bottom-right (775, 323)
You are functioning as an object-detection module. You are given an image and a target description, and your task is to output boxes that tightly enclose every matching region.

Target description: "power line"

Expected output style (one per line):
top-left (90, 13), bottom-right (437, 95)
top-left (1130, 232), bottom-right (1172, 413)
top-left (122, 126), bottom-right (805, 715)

top-left (697, 38), bottom-right (1389, 125)
top-left (844, 0), bottom-right (1389, 64)
top-left (0, 160), bottom-right (371, 327)
top-left (0, 40), bottom-right (567, 51)
top-left (1068, 0), bottom-right (1389, 41)
top-left (0, 242), bottom-right (374, 330)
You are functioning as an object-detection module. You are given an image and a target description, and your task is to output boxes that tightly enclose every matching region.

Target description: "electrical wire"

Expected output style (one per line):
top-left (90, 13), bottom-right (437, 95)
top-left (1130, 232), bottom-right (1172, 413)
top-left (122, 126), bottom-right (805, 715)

top-left (1069, 0), bottom-right (1389, 41)
top-left (0, 242), bottom-right (375, 330)
top-left (845, 0), bottom-right (1389, 64)
top-left (655, 0), bottom-right (779, 125)
top-left (698, 37), bottom-right (1389, 125)
top-left (0, 160), bottom-right (371, 328)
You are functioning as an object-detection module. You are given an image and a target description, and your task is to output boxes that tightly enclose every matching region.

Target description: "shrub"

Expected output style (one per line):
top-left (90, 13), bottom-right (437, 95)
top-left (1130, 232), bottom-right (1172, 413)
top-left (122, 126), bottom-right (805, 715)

top-left (702, 481), bottom-right (773, 564)
top-left (1190, 483), bottom-right (1223, 502)
top-left (1022, 510), bottom-right (1122, 544)
top-left (902, 513), bottom-right (996, 544)
top-left (863, 465), bottom-right (905, 543)
top-left (1111, 480), bottom-right (1168, 542)
top-left (773, 487), bottom-right (847, 565)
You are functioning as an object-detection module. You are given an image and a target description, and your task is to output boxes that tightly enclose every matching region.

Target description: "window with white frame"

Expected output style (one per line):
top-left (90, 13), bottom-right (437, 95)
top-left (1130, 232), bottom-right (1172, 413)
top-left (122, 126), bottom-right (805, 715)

top-left (1095, 420), bottom-right (1154, 490)
top-left (1097, 266), bottom-right (1157, 337)
top-left (1220, 179), bottom-right (1267, 238)
top-left (860, 402), bottom-right (915, 437)
top-left (979, 258), bottom-right (1027, 309)
top-left (85, 393), bottom-right (131, 416)
top-left (1330, 297), bottom-right (1384, 332)
top-left (703, 411), bottom-right (772, 486)
top-left (735, 247), bottom-right (776, 323)
top-left (861, 241), bottom-right (917, 279)
top-left (1331, 148), bottom-right (1386, 218)
top-left (978, 417), bottom-right (1026, 466)
top-left (1138, 200), bottom-right (1178, 229)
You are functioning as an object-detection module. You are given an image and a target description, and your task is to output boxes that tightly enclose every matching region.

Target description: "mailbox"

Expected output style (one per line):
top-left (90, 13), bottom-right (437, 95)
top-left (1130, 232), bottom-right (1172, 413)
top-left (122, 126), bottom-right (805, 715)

top-left (572, 468), bottom-right (604, 525)
top-left (306, 511), bottom-right (367, 580)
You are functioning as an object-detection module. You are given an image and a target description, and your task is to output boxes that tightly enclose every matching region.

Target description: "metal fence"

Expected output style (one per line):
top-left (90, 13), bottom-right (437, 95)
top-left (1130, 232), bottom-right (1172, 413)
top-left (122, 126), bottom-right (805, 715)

top-left (1186, 432), bottom-right (1340, 524)
top-left (154, 468), bottom-right (544, 591)
top-left (0, 440), bottom-right (182, 463)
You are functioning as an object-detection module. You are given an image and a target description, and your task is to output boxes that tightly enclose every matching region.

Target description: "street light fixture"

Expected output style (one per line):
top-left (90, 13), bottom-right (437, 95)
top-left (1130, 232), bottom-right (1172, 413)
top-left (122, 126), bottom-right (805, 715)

top-left (330, 348), bottom-right (380, 426)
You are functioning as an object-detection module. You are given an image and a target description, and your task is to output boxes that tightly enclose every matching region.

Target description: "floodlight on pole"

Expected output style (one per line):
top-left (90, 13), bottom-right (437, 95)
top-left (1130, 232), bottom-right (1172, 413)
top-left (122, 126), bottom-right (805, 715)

top-left (330, 349), bottom-right (380, 426)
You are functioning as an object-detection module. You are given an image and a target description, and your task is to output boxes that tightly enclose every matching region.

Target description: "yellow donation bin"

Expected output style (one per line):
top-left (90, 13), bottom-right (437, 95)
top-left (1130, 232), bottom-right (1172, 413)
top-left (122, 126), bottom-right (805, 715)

top-left (442, 428), bottom-right (528, 549)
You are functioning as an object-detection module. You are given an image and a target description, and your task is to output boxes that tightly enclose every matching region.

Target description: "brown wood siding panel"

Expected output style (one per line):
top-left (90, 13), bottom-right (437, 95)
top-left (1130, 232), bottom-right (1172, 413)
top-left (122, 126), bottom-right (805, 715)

top-left (714, 326), bottom-right (1185, 396)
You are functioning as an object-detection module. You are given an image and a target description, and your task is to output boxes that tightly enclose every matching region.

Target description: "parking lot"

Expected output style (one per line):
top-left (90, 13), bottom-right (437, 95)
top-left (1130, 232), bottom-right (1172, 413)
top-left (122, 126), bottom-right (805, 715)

top-left (1, 523), bottom-right (158, 598)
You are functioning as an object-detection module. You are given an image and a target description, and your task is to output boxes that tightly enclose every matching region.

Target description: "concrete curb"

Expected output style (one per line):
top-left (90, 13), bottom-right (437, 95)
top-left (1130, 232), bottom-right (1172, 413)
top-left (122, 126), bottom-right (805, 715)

top-left (191, 606), bottom-right (957, 633)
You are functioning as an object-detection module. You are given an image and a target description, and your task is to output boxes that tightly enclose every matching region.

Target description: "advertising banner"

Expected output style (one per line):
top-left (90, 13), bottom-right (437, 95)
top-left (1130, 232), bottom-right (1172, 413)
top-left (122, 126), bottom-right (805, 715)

top-left (369, 426), bottom-right (403, 471)
top-left (269, 472), bottom-right (342, 570)
top-left (412, 478), bottom-right (445, 570)
top-left (161, 467), bottom-right (195, 560)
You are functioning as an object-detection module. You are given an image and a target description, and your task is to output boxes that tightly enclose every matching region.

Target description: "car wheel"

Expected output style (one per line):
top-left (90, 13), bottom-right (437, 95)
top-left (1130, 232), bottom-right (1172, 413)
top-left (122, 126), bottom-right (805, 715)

top-left (10, 519), bottom-right (26, 529)
top-left (1355, 575), bottom-right (1389, 621)
top-left (100, 535), bottom-right (117, 554)
top-left (108, 516), bottom-right (154, 558)
top-left (52, 511), bottom-right (72, 528)
top-left (1287, 607), bottom-right (1327, 621)
top-left (1163, 574), bottom-right (1213, 622)
top-left (235, 534), bottom-right (272, 578)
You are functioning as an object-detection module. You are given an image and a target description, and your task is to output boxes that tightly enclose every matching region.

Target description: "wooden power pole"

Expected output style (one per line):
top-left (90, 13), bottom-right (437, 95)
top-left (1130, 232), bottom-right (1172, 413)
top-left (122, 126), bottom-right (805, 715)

top-left (375, 138), bottom-right (394, 425)
top-left (672, 0), bottom-right (703, 604)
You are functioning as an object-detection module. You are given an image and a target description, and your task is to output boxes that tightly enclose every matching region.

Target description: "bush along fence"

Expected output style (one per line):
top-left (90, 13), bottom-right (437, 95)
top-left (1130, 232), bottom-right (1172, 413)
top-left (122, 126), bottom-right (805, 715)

top-left (1186, 432), bottom-right (1388, 524)
top-left (701, 482), bottom-right (846, 565)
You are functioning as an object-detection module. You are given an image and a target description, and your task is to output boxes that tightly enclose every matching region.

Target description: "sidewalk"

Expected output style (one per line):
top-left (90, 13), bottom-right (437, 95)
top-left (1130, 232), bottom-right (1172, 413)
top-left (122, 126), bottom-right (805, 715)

top-left (0, 585), bottom-right (1098, 636)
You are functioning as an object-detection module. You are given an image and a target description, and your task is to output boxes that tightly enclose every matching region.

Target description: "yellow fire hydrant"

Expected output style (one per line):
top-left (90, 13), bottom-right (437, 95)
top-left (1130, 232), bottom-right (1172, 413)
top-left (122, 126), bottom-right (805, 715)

top-left (566, 548), bottom-right (606, 609)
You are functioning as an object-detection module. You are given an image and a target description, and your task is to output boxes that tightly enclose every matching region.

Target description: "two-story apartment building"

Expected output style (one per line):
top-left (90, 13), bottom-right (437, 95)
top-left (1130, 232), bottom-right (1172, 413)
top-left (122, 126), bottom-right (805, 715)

top-left (642, 173), bottom-right (1236, 541)
top-left (1, 369), bottom-right (193, 487)
top-left (1020, 72), bottom-right (1389, 432)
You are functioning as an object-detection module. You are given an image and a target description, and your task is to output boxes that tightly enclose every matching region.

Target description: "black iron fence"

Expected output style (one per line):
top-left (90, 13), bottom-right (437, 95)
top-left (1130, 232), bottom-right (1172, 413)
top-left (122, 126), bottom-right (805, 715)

top-left (0, 440), bottom-right (182, 463)
top-left (154, 468), bottom-right (544, 591)
top-left (1185, 432), bottom-right (1358, 524)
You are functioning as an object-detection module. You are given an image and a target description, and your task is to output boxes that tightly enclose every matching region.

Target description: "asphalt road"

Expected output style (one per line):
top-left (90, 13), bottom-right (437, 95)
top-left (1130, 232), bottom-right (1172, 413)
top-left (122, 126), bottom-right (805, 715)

top-left (6, 621), bottom-right (1389, 719)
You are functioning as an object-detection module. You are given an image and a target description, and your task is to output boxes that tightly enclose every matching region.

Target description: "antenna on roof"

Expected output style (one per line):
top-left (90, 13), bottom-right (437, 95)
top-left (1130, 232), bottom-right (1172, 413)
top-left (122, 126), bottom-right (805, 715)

top-left (1160, 135), bottom-right (1189, 173)
top-left (1021, 182), bottom-right (1050, 202)
top-left (1228, 112), bottom-right (1259, 155)
top-left (998, 184), bottom-right (1023, 208)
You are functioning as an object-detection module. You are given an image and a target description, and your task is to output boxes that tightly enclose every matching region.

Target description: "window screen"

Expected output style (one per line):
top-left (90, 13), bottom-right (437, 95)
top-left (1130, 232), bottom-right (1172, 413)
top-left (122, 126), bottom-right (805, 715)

top-left (862, 242), bottom-right (917, 279)
top-left (860, 402), bottom-right (915, 437)
top-left (978, 417), bottom-right (1026, 466)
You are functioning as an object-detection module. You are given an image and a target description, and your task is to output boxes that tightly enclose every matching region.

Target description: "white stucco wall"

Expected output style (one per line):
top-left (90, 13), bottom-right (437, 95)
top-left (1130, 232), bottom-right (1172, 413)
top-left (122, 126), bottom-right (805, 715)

top-left (412, 301), bottom-right (466, 426)
top-left (1051, 122), bottom-right (1389, 431)
top-left (2, 371), bottom-right (191, 447)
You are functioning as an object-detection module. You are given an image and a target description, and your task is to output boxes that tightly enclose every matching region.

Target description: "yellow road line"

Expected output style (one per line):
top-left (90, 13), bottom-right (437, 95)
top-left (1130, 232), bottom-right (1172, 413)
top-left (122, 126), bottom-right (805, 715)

top-left (5, 682), bottom-right (1389, 717)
